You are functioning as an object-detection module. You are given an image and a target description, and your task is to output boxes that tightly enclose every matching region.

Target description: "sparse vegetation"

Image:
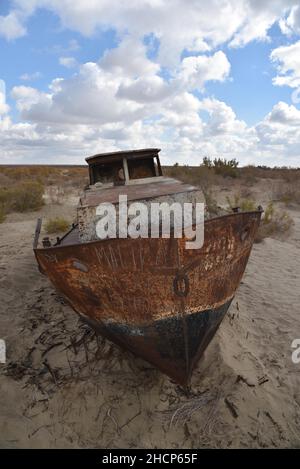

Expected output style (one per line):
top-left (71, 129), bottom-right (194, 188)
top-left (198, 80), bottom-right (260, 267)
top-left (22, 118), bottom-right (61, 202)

top-left (226, 194), bottom-right (257, 212)
top-left (0, 181), bottom-right (44, 216)
top-left (0, 165), bottom-right (89, 220)
top-left (164, 161), bottom-right (300, 188)
top-left (45, 217), bottom-right (70, 234)
top-left (205, 157), bottom-right (239, 178)
top-left (255, 202), bottom-right (294, 242)
top-left (12, 181), bottom-right (44, 212)
top-left (0, 165), bottom-right (88, 186)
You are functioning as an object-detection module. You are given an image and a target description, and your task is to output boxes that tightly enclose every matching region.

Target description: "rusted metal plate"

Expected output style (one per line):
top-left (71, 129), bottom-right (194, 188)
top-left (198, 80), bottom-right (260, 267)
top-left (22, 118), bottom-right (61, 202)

top-left (34, 210), bottom-right (261, 386)
top-left (86, 148), bottom-right (160, 165)
top-left (79, 178), bottom-right (200, 207)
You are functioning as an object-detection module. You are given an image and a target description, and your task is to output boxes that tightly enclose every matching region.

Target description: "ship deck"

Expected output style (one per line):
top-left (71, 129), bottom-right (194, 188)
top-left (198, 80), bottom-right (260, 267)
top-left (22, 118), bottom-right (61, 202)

top-left (57, 225), bottom-right (80, 247)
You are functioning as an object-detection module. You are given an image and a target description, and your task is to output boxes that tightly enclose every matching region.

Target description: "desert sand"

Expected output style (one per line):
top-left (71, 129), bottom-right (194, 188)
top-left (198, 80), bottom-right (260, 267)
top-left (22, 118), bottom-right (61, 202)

top-left (0, 181), bottom-right (300, 449)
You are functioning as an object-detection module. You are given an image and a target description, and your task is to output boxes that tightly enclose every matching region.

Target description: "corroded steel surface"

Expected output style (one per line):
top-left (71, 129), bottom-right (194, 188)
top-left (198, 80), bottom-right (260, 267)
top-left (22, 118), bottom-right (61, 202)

top-left (86, 148), bottom-right (160, 164)
top-left (79, 178), bottom-right (200, 207)
top-left (34, 210), bottom-right (261, 385)
top-left (78, 185), bottom-right (205, 243)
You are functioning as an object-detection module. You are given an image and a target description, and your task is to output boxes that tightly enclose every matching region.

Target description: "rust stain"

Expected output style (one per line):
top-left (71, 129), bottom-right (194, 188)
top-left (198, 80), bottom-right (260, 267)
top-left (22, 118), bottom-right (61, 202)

top-left (34, 210), bottom-right (261, 385)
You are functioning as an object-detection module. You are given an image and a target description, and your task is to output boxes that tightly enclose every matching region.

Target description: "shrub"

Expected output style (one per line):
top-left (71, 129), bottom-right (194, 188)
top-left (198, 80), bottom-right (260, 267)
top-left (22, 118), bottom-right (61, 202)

top-left (213, 158), bottom-right (239, 178)
top-left (45, 217), bottom-right (70, 234)
top-left (202, 157), bottom-right (213, 169)
top-left (11, 181), bottom-right (44, 212)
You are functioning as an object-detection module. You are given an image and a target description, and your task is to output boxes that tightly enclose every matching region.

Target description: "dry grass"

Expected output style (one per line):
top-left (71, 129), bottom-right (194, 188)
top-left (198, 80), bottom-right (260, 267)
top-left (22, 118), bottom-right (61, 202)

top-left (0, 165), bottom-right (88, 186)
top-left (12, 181), bottom-right (44, 212)
top-left (226, 194), bottom-right (257, 212)
top-left (45, 217), bottom-right (70, 234)
top-left (0, 181), bottom-right (44, 215)
top-left (0, 165), bottom-right (88, 220)
top-left (164, 160), bottom-right (300, 190)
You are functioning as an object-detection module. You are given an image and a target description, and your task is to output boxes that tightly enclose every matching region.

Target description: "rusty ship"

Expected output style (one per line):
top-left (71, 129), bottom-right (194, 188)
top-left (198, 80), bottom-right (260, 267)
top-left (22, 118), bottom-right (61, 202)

top-left (33, 148), bottom-right (262, 386)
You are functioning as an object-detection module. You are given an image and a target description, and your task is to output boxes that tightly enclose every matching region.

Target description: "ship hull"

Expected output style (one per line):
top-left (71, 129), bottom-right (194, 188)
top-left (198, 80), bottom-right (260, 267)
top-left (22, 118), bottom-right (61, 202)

top-left (34, 211), bottom-right (261, 386)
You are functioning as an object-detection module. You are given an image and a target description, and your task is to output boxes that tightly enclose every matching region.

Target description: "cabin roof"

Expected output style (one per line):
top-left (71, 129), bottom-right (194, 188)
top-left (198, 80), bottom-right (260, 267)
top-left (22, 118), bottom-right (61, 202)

top-left (86, 148), bottom-right (161, 165)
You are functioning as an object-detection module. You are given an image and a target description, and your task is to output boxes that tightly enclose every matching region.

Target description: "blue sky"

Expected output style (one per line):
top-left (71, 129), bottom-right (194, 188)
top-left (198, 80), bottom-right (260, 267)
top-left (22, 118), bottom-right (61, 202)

top-left (1, 1), bottom-right (300, 166)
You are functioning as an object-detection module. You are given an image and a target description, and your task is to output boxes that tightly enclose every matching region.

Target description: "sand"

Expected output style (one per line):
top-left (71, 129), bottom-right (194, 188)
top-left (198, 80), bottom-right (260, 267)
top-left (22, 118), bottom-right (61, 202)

top-left (0, 184), bottom-right (300, 448)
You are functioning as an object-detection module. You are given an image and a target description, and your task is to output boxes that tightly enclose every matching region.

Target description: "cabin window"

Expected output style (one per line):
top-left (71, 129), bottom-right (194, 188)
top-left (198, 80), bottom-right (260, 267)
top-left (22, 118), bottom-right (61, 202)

top-left (127, 157), bottom-right (156, 180)
top-left (91, 160), bottom-right (125, 184)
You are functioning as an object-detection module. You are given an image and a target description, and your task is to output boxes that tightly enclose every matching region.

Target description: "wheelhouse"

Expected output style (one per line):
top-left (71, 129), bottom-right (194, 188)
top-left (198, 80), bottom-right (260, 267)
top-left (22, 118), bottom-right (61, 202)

top-left (86, 148), bottom-right (163, 186)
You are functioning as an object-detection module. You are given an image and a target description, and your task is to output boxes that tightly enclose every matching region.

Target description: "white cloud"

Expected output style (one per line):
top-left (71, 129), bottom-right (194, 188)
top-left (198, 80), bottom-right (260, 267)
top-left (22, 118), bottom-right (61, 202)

top-left (229, 0), bottom-right (295, 47)
top-left (271, 40), bottom-right (300, 89)
top-left (10, 37), bottom-right (231, 128)
top-left (2, 86), bottom-right (300, 166)
top-left (1, 2), bottom-right (300, 166)
top-left (271, 39), bottom-right (300, 105)
top-left (199, 98), bottom-right (247, 136)
top-left (1, 1), bottom-right (299, 62)
top-left (59, 57), bottom-right (78, 68)
top-left (180, 51), bottom-right (230, 90)
top-left (254, 101), bottom-right (300, 166)
top-left (117, 76), bottom-right (171, 103)
top-left (20, 71), bottom-right (42, 81)
top-left (265, 101), bottom-right (300, 125)
top-left (0, 80), bottom-right (10, 116)
top-left (279, 4), bottom-right (300, 35)
top-left (100, 37), bottom-right (159, 77)
top-left (0, 11), bottom-right (26, 40)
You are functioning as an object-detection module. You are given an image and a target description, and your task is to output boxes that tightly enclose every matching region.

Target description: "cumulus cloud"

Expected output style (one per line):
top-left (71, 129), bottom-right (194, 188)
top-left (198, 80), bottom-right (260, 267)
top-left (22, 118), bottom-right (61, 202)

top-left (279, 4), bottom-right (300, 35)
top-left (117, 76), bottom-right (171, 103)
top-left (10, 37), bottom-right (232, 128)
top-left (100, 37), bottom-right (159, 78)
top-left (271, 40), bottom-right (300, 89)
top-left (271, 39), bottom-right (300, 106)
top-left (1, 1), bottom-right (299, 62)
top-left (0, 10), bottom-right (26, 40)
top-left (1, 2), bottom-right (300, 165)
top-left (266, 101), bottom-right (300, 125)
top-left (255, 102), bottom-right (300, 166)
top-left (180, 51), bottom-right (230, 90)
